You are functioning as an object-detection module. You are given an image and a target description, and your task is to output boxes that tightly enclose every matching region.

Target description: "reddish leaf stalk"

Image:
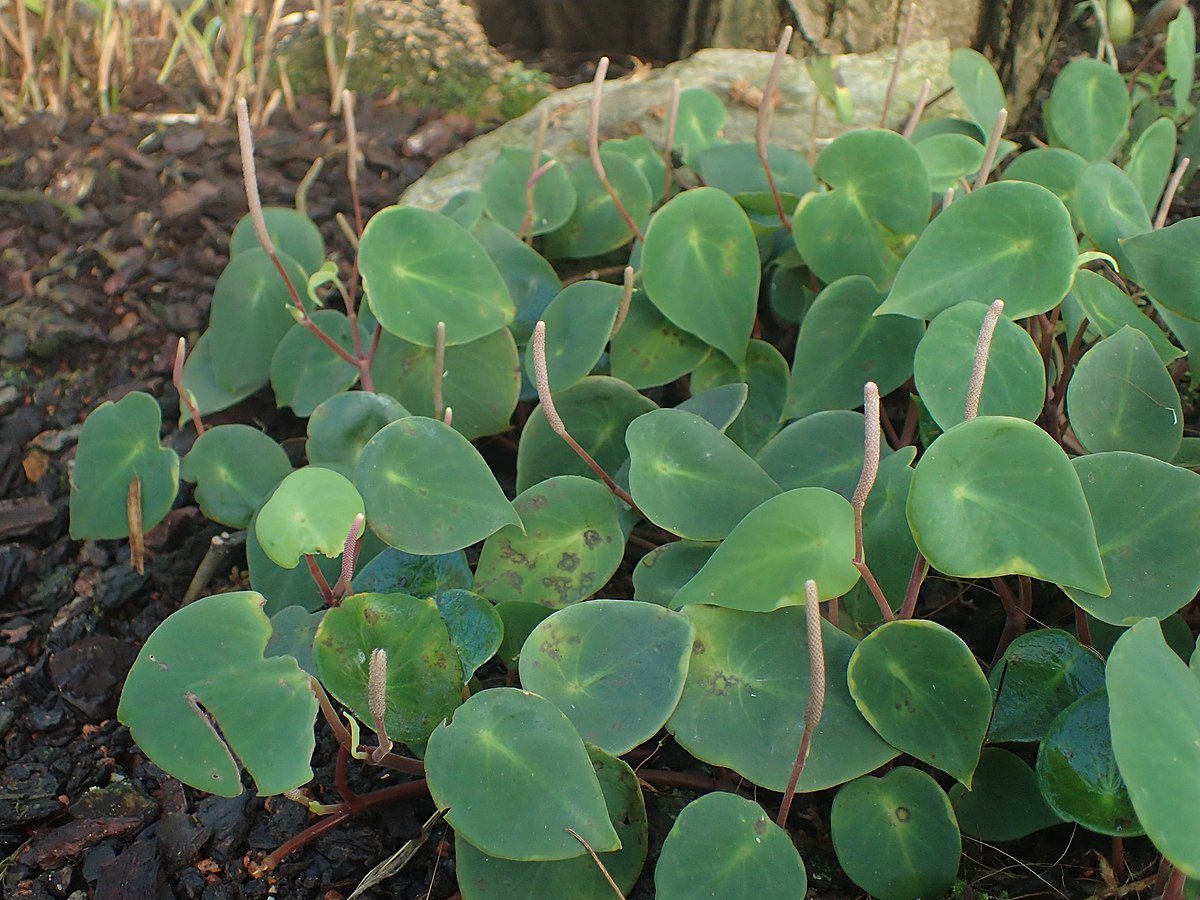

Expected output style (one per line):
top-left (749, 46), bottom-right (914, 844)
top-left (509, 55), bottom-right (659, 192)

top-left (305, 554), bottom-right (336, 606)
top-left (852, 382), bottom-right (894, 622)
top-left (589, 58), bottom-right (645, 243)
top-left (173, 337), bottom-right (206, 435)
top-left (432, 321), bottom-right (446, 419)
top-left (879, 2), bottom-right (917, 127)
top-left (901, 78), bottom-right (931, 139)
top-left (533, 322), bottom-right (642, 515)
top-left (777, 580), bottom-right (826, 827)
top-left (566, 828), bottom-right (626, 899)
top-left (898, 550), bottom-right (929, 619)
top-left (757, 26), bottom-right (794, 230)
top-left (519, 106), bottom-right (551, 241)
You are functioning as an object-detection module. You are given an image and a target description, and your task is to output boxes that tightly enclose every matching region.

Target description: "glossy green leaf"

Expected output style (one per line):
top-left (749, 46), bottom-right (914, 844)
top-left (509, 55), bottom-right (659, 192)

top-left (1075, 162), bottom-right (1152, 267)
top-left (627, 409), bottom-right (780, 541)
top-left (1108, 618), bottom-right (1200, 876)
top-left (757, 410), bottom-right (892, 499)
top-left (495, 601), bottom-right (554, 669)
top-left (878, 181), bottom-right (1077, 320)
top-left (673, 488), bottom-right (858, 610)
top-left (609, 289), bottom-right (710, 390)
top-left (916, 133), bottom-right (987, 192)
top-left (641, 187), bottom-right (760, 364)
top-left (632, 541), bottom-right (717, 607)
top-left (270, 310), bottom-right (366, 417)
top-left (848, 619), bottom-right (991, 784)
top-left (949, 748), bottom-right (1064, 841)
top-left (520, 600), bottom-right (694, 755)
top-left (694, 142), bottom-right (817, 196)
top-left (1065, 452), bottom-right (1200, 624)
top-left (690, 339), bottom-right (786, 454)
top-left (177, 331), bottom-right (260, 419)
top-left (526, 281), bottom-right (621, 391)
top-left (441, 190), bottom-right (486, 230)
top-left (794, 129), bottom-right (931, 286)
top-left (117, 591), bottom-right (316, 797)
top-left (950, 49), bottom-right (1006, 131)
top-left (425, 688), bottom-right (619, 861)
top-left (1088, 611), bottom-right (1195, 661)
top-left (1036, 689), bottom-right (1141, 835)
top-left (206, 249), bottom-right (311, 394)
top-left (1122, 219), bottom-right (1200, 320)
top-left (785, 275), bottom-right (924, 419)
top-left (372, 327), bottom-right (520, 440)
top-left (678, 383), bottom-right (748, 433)
top-left (999, 147), bottom-right (1087, 213)
top-left (1167, 5), bottom-right (1196, 114)
top-left (674, 87), bottom-right (726, 166)
top-left (473, 476), bottom-right (624, 609)
top-left (305, 392), bottom-right (409, 478)
top-left (359, 205), bottom-right (514, 346)
top-left (655, 792), bottom-right (806, 899)
top-left (908, 416), bottom-right (1109, 595)
top-left (255, 467), bottom-right (364, 568)
top-left (352, 547), bottom-right (472, 598)
top-left (264, 605), bottom-right (323, 676)
top-left (70, 392), bottom-right (180, 539)
top-left (455, 745), bottom-right (647, 898)
top-left (604, 135), bottom-right (667, 205)
top-left (988, 629), bottom-right (1105, 743)
top-left (1127, 118), bottom-right (1177, 209)
top-left (472, 217), bottom-right (561, 348)
top-left (517, 376), bottom-right (657, 493)
top-left (482, 146), bottom-right (575, 236)
top-left (180, 424), bottom-right (291, 529)
top-left (913, 300), bottom-right (1045, 430)
top-left (1045, 58), bottom-right (1130, 161)
top-left (1067, 269), bottom-right (1182, 364)
top-left (669, 605), bottom-right (898, 791)
top-left (355, 417), bottom-right (521, 554)
top-left (314, 592), bottom-right (462, 742)
top-left (542, 152), bottom-right (651, 259)
top-left (230, 206), bottom-right (325, 274)
top-left (1067, 327), bottom-right (1182, 459)
top-left (831, 768), bottom-right (961, 900)
top-left (433, 589), bottom-right (503, 682)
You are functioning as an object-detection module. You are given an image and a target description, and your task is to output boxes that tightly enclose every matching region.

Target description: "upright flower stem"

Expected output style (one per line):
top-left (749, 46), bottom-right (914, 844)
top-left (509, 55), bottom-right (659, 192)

top-left (901, 79), bottom-right (931, 139)
top-left (662, 79), bottom-right (681, 201)
top-left (432, 321), bottom-right (446, 419)
top-left (172, 338), bottom-right (205, 435)
top-left (610, 266), bottom-right (634, 339)
top-left (777, 580), bottom-right (826, 827)
top-left (757, 26), bottom-right (794, 229)
top-left (1155, 156), bottom-right (1191, 228)
top-left (973, 108), bottom-right (1008, 191)
top-left (879, 2), bottom-right (916, 127)
top-left (589, 58), bottom-right (645, 243)
top-left (852, 382), bottom-right (894, 621)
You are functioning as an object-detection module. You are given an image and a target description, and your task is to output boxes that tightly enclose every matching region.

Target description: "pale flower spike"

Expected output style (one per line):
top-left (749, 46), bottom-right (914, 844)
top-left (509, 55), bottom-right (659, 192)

top-left (339, 513), bottom-right (364, 591)
top-left (852, 382), bottom-right (880, 513)
top-left (236, 98), bottom-right (275, 256)
top-left (368, 648), bottom-right (392, 762)
top-left (964, 299), bottom-right (1005, 421)
top-left (532, 321), bottom-right (566, 435)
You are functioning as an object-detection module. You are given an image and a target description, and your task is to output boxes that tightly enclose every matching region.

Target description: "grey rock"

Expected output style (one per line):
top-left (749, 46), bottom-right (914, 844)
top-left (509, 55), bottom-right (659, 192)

top-left (401, 42), bottom-right (965, 212)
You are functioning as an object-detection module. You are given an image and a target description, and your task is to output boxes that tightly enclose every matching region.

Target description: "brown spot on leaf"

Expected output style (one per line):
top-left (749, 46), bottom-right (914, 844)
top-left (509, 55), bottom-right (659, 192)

top-left (582, 529), bottom-right (604, 549)
top-left (558, 552), bottom-right (580, 572)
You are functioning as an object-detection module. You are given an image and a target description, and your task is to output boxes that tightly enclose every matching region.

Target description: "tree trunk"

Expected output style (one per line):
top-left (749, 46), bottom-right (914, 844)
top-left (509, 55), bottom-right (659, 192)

top-left (470, 0), bottom-right (1068, 118)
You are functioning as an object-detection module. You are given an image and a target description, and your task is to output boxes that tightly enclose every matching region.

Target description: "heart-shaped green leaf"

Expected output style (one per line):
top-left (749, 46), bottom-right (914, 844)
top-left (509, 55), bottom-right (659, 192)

top-left (949, 747), bottom-right (1064, 841)
top-left (988, 629), bottom-right (1105, 743)
top-left (916, 133), bottom-right (987, 193)
top-left (70, 391), bottom-right (180, 539)
top-left (425, 688), bottom-right (619, 861)
top-left (1126, 118), bottom-right (1176, 210)
top-left (785, 275), bottom-right (924, 419)
top-left (673, 488), bottom-right (859, 610)
top-left (178, 331), bottom-right (260, 419)
top-left (541, 152), bottom-right (651, 259)
top-left (359, 205), bottom-right (514, 346)
top-left (517, 376), bottom-right (656, 493)
top-left (878, 181), bottom-right (1077, 320)
top-left (674, 87), bottom-right (726, 166)
top-left (473, 476), bottom-right (624, 609)
top-left (520, 600), bottom-right (694, 755)
top-left (526, 281), bottom-right (621, 392)
top-left (270, 310), bottom-right (367, 417)
top-left (641, 187), bottom-right (761, 364)
top-left (632, 541), bottom-right (717, 607)
top-left (848, 619), bottom-right (991, 784)
top-left (1000, 147), bottom-right (1087, 212)
top-left (117, 591), bottom-right (317, 797)
top-left (668, 605), bottom-right (898, 791)
top-left (1045, 58), bottom-right (1130, 161)
top-left (627, 408), bottom-right (780, 541)
top-left (230, 206), bottom-right (325, 274)
top-left (454, 745), bottom-right (648, 898)
top-left (1067, 326), bottom-right (1182, 460)
top-left (482, 146), bottom-right (576, 236)
top-left (1074, 162), bottom-right (1152, 268)
top-left (831, 767), bottom-right (961, 900)
top-left (314, 592), bottom-right (462, 742)
top-left (913, 300), bottom-right (1045, 430)
top-left (1108, 619), bottom-right (1200, 876)
top-left (605, 135), bottom-right (667, 204)
top-left (255, 466), bottom-right (364, 568)
top-left (908, 416), bottom-right (1109, 595)
top-left (678, 383), bottom-right (748, 433)
top-left (1036, 689), bottom-right (1142, 836)
top-left (372, 327), bottom-right (520, 440)
top-left (1064, 452), bottom-right (1200, 624)
top-left (609, 290), bottom-right (710, 390)
top-left (1122, 219), bottom-right (1200, 320)
top-left (305, 392), bottom-right (409, 478)
top-left (355, 417), bottom-right (521, 554)
top-left (433, 589), bottom-right (503, 682)
top-left (472, 217), bottom-right (561, 348)
top-left (655, 792), bottom-right (806, 899)
top-left (180, 424), bottom-right (291, 529)
top-left (1067, 270), bottom-right (1182, 365)
top-left (691, 339), bottom-right (787, 454)
top-left (352, 547), bottom-right (472, 598)
top-left (757, 410), bottom-right (894, 498)
top-left (950, 49), bottom-right (1006, 132)
top-left (694, 142), bottom-right (817, 197)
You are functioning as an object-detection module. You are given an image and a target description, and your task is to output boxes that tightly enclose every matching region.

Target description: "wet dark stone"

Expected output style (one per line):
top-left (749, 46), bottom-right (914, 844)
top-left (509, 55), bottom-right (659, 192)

top-left (194, 794), bottom-right (251, 863)
top-left (94, 837), bottom-right (165, 900)
top-left (48, 637), bottom-right (138, 721)
top-left (0, 761), bottom-right (63, 826)
top-left (0, 543), bottom-right (27, 597)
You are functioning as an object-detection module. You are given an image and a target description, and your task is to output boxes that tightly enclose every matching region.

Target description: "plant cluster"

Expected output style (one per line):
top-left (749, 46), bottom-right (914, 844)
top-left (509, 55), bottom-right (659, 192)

top-left (68, 12), bottom-right (1200, 898)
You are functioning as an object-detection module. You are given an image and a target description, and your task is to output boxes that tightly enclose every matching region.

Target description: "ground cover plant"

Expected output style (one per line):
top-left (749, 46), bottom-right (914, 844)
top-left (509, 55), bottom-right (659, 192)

top-left (66, 9), bottom-right (1200, 897)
